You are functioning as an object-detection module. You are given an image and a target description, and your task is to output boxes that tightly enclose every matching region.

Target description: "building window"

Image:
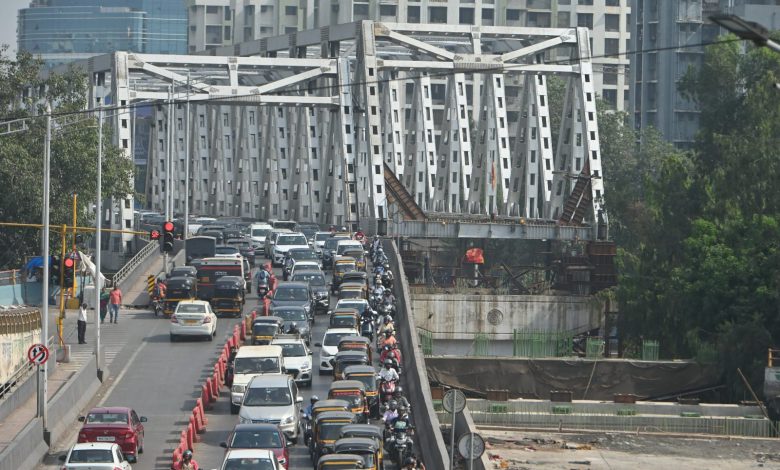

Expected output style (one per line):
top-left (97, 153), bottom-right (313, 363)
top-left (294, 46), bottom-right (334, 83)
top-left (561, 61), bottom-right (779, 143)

top-left (602, 89), bottom-right (617, 108)
top-left (285, 27), bottom-right (297, 34)
top-left (527, 12), bottom-right (551, 27)
top-left (577, 13), bottom-right (593, 29)
top-left (459, 8), bottom-right (474, 25)
top-left (249, 111), bottom-right (255, 124)
top-left (482, 8), bottom-right (494, 26)
top-left (605, 38), bottom-right (619, 57)
top-left (579, 0), bottom-right (594, 5)
top-left (506, 9), bottom-right (521, 22)
top-left (224, 26), bottom-right (231, 40)
top-left (606, 0), bottom-right (620, 6)
top-left (353, 3), bottom-right (369, 19)
top-left (429, 7), bottom-right (447, 24)
top-left (206, 5), bottom-right (218, 14)
top-left (285, 6), bottom-right (297, 15)
top-left (379, 4), bottom-right (396, 17)
top-left (260, 5), bottom-right (271, 13)
top-left (557, 11), bottom-right (570, 26)
top-left (407, 6), bottom-right (420, 23)
top-left (605, 14), bottom-right (620, 32)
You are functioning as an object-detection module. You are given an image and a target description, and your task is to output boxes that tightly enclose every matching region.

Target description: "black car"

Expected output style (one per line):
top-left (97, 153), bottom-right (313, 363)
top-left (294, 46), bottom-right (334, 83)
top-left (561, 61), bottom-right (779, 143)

top-left (291, 271), bottom-right (329, 314)
top-left (270, 305), bottom-right (312, 345)
top-left (219, 423), bottom-right (291, 468)
top-left (270, 282), bottom-right (313, 320)
top-left (227, 238), bottom-right (256, 264)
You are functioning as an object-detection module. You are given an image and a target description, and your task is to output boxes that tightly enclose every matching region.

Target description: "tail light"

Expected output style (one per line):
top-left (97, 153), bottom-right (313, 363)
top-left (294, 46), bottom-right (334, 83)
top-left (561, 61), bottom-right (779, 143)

top-left (78, 433), bottom-right (87, 440)
top-left (171, 314), bottom-right (179, 323)
top-left (125, 431), bottom-right (135, 439)
top-left (203, 316), bottom-right (212, 324)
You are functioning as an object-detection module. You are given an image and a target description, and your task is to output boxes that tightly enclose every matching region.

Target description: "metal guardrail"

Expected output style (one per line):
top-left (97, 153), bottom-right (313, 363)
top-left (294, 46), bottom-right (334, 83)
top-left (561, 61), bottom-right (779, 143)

top-left (112, 240), bottom-right (157, 288)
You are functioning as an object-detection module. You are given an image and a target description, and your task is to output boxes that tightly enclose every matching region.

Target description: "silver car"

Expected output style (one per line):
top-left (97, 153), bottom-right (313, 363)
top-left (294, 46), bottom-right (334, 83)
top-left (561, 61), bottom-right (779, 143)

top-left (238, 374), bottom-right (303, 444)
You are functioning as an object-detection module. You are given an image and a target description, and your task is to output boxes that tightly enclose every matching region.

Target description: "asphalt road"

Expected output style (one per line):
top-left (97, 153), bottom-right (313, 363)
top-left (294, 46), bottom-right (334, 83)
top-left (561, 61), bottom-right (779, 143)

top-left (38, 261), bottom-right (369, 470)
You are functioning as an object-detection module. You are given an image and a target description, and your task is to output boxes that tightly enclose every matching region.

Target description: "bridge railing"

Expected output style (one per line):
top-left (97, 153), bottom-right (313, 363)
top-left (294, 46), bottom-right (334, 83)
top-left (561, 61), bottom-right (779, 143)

top-left (385, 240), bottom-right (449, 470)
top-left (111, 239), bottom-right (156, 288)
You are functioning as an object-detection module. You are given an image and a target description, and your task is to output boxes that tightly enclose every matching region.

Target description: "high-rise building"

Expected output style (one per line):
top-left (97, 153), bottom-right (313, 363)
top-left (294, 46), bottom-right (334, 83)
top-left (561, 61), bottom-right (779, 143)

top-left (18, 0), bottom-right (188, 67)
top-left (188, 0), bottom-right (631, 110)
top-left (630, 0), bottom-right (780, 148)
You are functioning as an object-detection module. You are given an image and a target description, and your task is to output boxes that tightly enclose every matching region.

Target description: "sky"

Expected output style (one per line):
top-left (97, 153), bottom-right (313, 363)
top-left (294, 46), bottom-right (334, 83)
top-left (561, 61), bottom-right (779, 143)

top-left (0, 0), bottom-right (30, 54)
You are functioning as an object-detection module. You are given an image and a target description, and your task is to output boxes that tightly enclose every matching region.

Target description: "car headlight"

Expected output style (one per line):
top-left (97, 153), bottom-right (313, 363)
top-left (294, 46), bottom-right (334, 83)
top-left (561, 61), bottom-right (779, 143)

top-left (239, 416), bottom-right (251, 424)
top-left (282, 415), bottom-right (295, 424)
top-left (301, 360), bottom-right (311, 370)
top-left (232, 385), bottom-right (246, 394)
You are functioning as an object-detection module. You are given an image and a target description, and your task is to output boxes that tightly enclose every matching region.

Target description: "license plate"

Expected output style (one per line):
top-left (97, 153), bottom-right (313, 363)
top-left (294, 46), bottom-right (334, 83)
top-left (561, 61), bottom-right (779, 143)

top-left (184, 320), bottom-right (199, 325)
top-left (96, 436), bottom-right (115, 441)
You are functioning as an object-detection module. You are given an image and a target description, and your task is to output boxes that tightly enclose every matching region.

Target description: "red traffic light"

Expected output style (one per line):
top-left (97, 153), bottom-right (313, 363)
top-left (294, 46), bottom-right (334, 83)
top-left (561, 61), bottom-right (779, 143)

top-left (150, 229), bottom-right (161, 240)
top-left (163, 221), bottom-right (174, 232)
top-left (64, 258), bottom-right (74, 268)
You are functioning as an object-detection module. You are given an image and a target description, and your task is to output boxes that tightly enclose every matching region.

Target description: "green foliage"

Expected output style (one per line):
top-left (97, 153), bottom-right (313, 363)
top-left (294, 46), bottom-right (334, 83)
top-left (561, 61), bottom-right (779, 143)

top-left (0, 49), bottom-right (134, 269)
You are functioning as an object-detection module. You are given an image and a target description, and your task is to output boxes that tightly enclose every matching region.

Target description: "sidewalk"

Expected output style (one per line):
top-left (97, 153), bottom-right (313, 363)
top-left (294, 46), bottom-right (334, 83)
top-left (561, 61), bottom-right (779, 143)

top-left (0, 306), bottom-right (138, 453)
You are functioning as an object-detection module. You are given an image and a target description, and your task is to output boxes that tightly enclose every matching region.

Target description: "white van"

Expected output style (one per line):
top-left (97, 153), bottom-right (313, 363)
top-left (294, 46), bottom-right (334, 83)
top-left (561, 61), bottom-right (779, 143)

top-left (335, 239), bottom-right (364, 257)
top-left (250, 223), bottom-right (273, 251)
top-left (230, 345), bottom-right (284, 414)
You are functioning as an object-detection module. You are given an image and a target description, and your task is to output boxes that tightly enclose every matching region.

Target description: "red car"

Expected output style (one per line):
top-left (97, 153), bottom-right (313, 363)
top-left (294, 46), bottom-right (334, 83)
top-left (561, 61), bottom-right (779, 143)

top-left (77, 407), bottom-right (147, 463)
top-left (220, 423), bottom-right (290, 469)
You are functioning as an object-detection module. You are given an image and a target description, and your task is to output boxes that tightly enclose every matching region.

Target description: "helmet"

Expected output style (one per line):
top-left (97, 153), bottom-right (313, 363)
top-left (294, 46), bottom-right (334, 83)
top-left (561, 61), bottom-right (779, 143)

top-left (183, 450), bottom-right (193, 460)
top-left (404, 457), bottom-right (416, 467)
top-left (341, 226), bottom-right (347, 231)
top-left (394, 385), bottom-right (404, 395)
top-left (384, 315), bottom-right (392, 324)
top-left (385, 330), bottom-right (393, 337)
top-left (384, 263), bottom-right (390, 269)
top-left (388, 400), bottom-right (398, 410)
top-left (384, 359), bottom-right (393, 367)
top-left (383, 290), bottom-right (392, 296)
top-left (311, 395), bottom-right (319, 404)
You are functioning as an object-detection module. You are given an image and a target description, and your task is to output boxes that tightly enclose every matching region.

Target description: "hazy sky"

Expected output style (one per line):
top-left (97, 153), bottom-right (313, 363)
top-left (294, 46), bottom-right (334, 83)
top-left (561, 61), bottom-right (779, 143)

top-left (1, 0), bottom-right (31, 54)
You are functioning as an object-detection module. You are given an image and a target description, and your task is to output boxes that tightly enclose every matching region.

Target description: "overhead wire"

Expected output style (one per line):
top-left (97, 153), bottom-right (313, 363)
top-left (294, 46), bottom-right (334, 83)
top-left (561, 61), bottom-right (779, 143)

top-left (0, 36), bottom-right (743, 126)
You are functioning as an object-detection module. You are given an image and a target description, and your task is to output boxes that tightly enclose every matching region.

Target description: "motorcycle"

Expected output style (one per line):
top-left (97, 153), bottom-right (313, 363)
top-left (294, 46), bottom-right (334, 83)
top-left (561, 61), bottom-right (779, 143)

top-left (361, 316), bottom-right (375, 341)
top-left (257, 280), bottom-right (269, 299)
top-left (152, 299), bottom-right (163, 317)
top-left (379, 379), bottom-right (397, 403)
top-left (301, 415), bottom-right (312, 446)
top-left (378, 302), bottom-right (395, 318)
top-left (386, 422), bottom-right (413, 467)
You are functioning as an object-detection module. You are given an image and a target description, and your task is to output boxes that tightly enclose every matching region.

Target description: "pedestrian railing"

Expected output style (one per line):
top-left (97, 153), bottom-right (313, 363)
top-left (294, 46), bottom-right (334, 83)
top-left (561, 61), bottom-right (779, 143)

top-left (112, 240), bottom-right (157, 288)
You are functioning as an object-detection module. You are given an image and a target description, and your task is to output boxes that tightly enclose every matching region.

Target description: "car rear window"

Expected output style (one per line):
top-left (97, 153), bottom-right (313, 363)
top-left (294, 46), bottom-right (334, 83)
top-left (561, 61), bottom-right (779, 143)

top-left (86, 412), bottom-right (128, 424)
top-left (230, 430), bottom-right (282, 448)
top-left (277, 235), bottom-right (307, 246)
top-left (68, 449), bottom-right (114, 463)
top-left (224, 457), bottom-right (276, 470)
top-left (177, 304), bottom-right (206, 314)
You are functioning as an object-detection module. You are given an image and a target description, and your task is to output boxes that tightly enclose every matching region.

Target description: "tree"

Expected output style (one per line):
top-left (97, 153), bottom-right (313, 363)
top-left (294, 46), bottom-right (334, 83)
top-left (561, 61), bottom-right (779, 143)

top-left (0, 49), bottom-right (134, 269)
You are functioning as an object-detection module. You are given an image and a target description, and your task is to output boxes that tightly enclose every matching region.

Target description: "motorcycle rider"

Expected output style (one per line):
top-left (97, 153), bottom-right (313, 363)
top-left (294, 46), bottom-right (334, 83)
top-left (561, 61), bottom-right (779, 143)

top-left (303, 395), bottom-right (318, 419)
top-left (393, 386), bottom-right (411, 410)
top-left (381, 289), bottom-right (396, 311)
top-left (382, 399), bottom-right (399, 424)
top-left (381, 265), bottom-right (394, 288)
top-left (402, 456), bottom-right (426, 470)
top-left (379, 358), bottom-right (400, 383)
top-left (379, 330), bottom-right (398, 350)
top-left (381, 343), bottom-right (402, 367)
top-left (378, 316), bottom-right (395, 336)
top-left (283, 252), bottom-right (295, 280)
top-left (255, 266), bottom-right (271, 295)
top-left (174, 449), bottom-right (199, 470)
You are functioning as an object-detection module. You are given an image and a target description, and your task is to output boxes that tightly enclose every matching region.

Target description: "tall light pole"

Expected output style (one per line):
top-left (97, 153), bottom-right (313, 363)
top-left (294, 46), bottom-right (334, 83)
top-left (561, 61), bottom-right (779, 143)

top-left (39, 102), bottom-right (52, 443)
top-left (711, 14), bottom-right (780, 52)
top-left (94, 101), bottom-right (104, 381)
top-left (183, 72), bottom-right (190, 239)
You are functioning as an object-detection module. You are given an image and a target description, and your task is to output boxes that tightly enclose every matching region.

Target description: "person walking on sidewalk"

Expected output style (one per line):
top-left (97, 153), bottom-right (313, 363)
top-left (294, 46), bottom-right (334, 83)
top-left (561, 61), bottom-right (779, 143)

top-left (108, 285), bottom-right (122, 323)
top-left (77, 303), bottom-right (88, 344)
top-left (99, 287), bottom-right (109, 323)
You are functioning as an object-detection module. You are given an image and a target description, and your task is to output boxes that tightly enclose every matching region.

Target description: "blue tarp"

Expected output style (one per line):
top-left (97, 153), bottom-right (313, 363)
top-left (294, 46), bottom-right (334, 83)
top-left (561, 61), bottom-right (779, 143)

top-left (24, 256), bottom-right (54, 271)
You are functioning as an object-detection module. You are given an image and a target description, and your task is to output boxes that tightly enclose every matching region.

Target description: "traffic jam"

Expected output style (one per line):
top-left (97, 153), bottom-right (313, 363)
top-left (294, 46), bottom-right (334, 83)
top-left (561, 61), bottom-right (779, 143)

top-left (58, 220), bottom-right (421, 470)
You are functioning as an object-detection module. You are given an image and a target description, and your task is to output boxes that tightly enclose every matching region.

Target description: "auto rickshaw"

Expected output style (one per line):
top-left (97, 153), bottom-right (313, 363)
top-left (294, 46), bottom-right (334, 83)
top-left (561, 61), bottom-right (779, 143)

top-left (211, 275), bottom-right (245, 317)
top-left (252, 315), bottom-right (284, 345)
top-left (334, 438), bottom-right (380, 470)
top-left (338, 336), bottom-right (372, 362)
top-left (332, 257), bottom-right (357, 293)
top-left (316, 453), bottom-right (365, 470)
top-left (340, 272), bottom-right (368, 293)
top-left (342, 249), bottom-right (367, 271)
top-left (311, 399), bottom-right (351, 420)
top-left (310, 411), bottom-right (359, 464)
top-left (328, 380), bottom-right (369, 423)
top-left (339, 424), bottom-right (384, 468)
top-left (329, 309), bottom-right (360, 331)
top-left (331, 351), bottom-right (370, 382)
top-left (338, 284), bottom-right (366, 301)
top-left (343, 365), bottom-right (379, 419)
top-left (169, 265), bottom-right (198, 279)
top-left (163, 276), bottom-right (197, 316)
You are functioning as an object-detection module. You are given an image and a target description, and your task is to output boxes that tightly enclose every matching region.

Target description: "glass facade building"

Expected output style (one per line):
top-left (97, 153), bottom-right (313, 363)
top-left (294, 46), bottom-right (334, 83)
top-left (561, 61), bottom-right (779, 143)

top-left (18, 0), bottom-right (187, 67)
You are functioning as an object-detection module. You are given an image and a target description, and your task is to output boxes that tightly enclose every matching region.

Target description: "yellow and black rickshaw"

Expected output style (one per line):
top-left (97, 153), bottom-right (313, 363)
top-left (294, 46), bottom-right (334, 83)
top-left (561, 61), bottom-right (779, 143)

top-left (310, 411), bottom-right (358, 464)
top-left (342, 249), bottom-right (367, 272)
top-left (163, 276), bottom-right (197, 316)
top-left (338, 284), bottom-right (366, 301)
top-left (329, 309), bottom-right (360, 331)
top-left (339, 424), bottom-right (384, 468)
top-left (252, 315), bottom-right (284, 345)
top-left (331, 351), bottom-right (370, 381)
top-left (334, 438), bottom-right (380, 470)
top-left (332, 257), bottom-right (357, 294)
top-left (211, 275), bottom-right (245, 318)
top-left (343, 365), bottom-right (379, 418)
top-left (340, 272), bottom-right (368, 294)
top-left (316, 453), bottom-right (364, 470)
top-left (311, 399), bottom-right (351, 421)
top-left (338, 336), bottom-right (372, 363)
top-left (328, 380), bottom-right (369, 423)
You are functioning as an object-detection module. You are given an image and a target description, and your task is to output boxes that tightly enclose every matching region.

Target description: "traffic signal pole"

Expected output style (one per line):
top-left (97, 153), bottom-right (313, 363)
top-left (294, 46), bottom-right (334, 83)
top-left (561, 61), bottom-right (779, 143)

top-left (39, 104), bottom-right (51, 444)
top-left (95, 104), bottom-right (103, 381)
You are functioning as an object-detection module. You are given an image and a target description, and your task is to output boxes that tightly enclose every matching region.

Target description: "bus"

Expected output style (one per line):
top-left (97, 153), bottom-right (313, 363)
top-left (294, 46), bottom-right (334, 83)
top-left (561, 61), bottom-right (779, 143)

top-left (196, 257), bottom-right (246, 300)
top-left (185, 236), bottom-right (217, 266)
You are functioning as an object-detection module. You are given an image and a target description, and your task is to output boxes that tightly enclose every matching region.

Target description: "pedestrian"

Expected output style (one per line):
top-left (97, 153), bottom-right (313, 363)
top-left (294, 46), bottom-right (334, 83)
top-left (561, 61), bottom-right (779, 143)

top-left (108, 285), bottom-right (122, 324)
top-left (77, 303), bottom-right (88, 344)
top-left (99, 287), bottom-right (109, 323)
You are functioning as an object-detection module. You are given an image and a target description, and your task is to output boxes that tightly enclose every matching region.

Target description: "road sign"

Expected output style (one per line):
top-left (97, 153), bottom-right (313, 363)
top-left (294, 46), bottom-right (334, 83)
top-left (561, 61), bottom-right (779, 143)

top-left (28, 343), bottom-right (50, 365)
top-left (150, 229), bottom-right (160, 240)
top-left (458, 432), bottom-right (485, 460)
top-left (442, 389), bottom-right (466, 413)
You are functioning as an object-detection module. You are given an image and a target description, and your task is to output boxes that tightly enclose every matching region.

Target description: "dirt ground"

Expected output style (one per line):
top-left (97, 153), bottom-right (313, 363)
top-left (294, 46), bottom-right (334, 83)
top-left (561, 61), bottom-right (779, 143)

top-left (480, 428), bottom-right (780, 469)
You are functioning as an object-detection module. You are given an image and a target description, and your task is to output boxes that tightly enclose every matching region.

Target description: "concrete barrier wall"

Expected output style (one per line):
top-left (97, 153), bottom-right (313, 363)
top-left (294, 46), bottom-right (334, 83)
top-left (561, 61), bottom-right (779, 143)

top-left (386, 241), bottom-right (450, 470)
top-left (452, 407), bottom-right (492, 470)
top-left (0, 418), bottom-right (49, 470)
top-left (48, 356), bottom-right (103, 445)
top-left (412, 293), bottom-right (603, 340)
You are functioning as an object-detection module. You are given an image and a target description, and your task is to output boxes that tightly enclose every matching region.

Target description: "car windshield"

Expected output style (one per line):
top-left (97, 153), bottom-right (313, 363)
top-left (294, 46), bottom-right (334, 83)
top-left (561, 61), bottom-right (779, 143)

top-left (216, 246), bottom-right (240, 254)
top-left (273, 309), bottom-right (307, 321)
top-left (337, 303), bottom-right (366, 313)
top-left (320, 422), bottom-right (349, 440)
top-left (292, 273), bottom-right (326, 286)
top-left (335, 263), bottom-right (356, 273)
top-left (324, 332), bottom-right (354, 347)
top-left (234, 357), bottom-right (280, 374)
top-left (277, 235), bottom-right (307, 246)
top-left (243, 386), bottom-right (292, 406)
top-left (177, 304), bottom-right (207, 314)
top-left (315, 233), bottom-right (330, 242)
top-left (274, 288), bottom-right (309, 301)
top-left (224, 458), bottom-right (276, 470)
top-left (325, 238), bottom-right (348, 250)
top-left (290, 250), bottom-right (317, 260)
top-left (331, 317), bottom-right (356, 328)
top-left (278, 343), bottom-right (307, 357)
top-left (229, 430), bottom-right (282, 448)
top-left (68, 449), bottom-right (114, 463)
top-left (86, 412), bottom-right (128, 424)
top-left (252, 228), bottom-right (271, 237)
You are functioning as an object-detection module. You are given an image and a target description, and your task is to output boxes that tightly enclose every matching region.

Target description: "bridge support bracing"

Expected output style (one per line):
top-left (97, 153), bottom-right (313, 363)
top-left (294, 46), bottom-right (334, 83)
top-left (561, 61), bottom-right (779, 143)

top-left (80, 21), bottom-right (605, 239)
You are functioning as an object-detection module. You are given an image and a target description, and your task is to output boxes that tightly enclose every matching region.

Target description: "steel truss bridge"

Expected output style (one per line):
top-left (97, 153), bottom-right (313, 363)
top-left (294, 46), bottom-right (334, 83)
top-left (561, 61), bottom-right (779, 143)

top-left (86, 21), bottom-right (606, 240)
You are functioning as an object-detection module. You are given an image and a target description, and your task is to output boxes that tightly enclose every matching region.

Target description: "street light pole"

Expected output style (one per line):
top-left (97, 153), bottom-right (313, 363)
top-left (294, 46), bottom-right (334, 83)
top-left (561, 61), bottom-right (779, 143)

top-left (94, 102), bottom-right (103, 381)
top-left (710, 14), bottom-right (780, 53)
top-left (39, 102), bottom-right (52, 444)
top-left (183, 72), bottom-right (190, 239)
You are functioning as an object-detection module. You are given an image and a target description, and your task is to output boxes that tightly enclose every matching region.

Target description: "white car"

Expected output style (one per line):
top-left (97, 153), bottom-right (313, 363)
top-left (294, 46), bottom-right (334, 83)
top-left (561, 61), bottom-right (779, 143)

top-left (272, 336), bottom-right (313, 387)
top-left (313, 231), bottom-right (331, 256)
top-left (219, 448), bottom-right (280, 470)
top-left (315, 327), bottom-right (360, 374)
top-left (250, 223), bottom-right (273, 251)
top-left (59, 442), bottom-right (132, 470)
top-left (170, 300), bottom-right (218, 342)
top-left (273, 233), bottom-right (310, 266)
top-left (289, 261), bottom-right (322, 278)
